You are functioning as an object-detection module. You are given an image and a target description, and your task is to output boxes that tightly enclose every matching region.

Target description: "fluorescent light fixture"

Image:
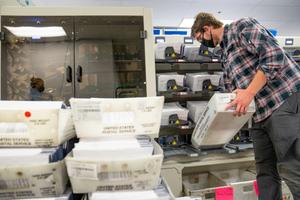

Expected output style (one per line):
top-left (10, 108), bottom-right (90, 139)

top-left (4, 26), bottom-right (66, 38)
top-left (179, 18), bottom-right (194, 28)
top-left (179, 18), bottom-right (233, 28)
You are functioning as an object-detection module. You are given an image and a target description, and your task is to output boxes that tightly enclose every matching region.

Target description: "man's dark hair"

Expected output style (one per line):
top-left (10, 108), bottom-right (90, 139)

top-left (191, 12), bottom-right (223, 37)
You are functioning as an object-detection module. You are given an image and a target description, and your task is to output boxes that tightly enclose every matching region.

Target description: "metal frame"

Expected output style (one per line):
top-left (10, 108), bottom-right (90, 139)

top-left (0, 6), bottom-right (156, 98)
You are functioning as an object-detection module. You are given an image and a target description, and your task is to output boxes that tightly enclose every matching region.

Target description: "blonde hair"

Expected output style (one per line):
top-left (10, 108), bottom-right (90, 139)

top-left (191, 12), bottom-right (223, 37)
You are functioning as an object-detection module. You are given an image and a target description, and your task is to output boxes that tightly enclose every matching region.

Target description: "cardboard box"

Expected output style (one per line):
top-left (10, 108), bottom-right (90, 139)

top-left (186, 73), bottom-right (221, 92)
top-left (0, 101), bottom-right (75, 147)
top-left (187, 101), bottom-right (208, 123)
top-left (70, 97), bottom-right (164, 138)
top-left (161, 103), bottom-right (189, 125)
top-left (66, 140), bottom-right (163, 193)
top-left (191, 93), bottom-right (255, 148)
top-left (156, 74), bottom-right (185, 92)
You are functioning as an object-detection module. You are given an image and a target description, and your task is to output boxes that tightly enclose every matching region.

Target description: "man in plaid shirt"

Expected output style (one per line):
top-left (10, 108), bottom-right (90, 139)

top-left (191, 13), bottom-right (300, 199)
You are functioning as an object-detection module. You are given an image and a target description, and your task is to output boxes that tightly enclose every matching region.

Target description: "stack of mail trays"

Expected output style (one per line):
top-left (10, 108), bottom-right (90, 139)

top-left (0, 101), bottom-right (76, 199)
top-left (66, 97), bottom-right (173, 199)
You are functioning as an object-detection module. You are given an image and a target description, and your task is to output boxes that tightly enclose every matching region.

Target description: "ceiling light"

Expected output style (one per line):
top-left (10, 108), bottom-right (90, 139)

top-left (179, 18), bottom-right (194, 28)
top-left (4, 26), bottom-right (67, 38)
top-left (179, 18), bottom-right (233, 28)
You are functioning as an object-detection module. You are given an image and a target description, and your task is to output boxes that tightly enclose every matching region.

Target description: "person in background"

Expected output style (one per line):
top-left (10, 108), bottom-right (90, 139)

top-left (29, 77), bottom-right (53, 101)
top-left (191, 12), bottom-right (300, 199)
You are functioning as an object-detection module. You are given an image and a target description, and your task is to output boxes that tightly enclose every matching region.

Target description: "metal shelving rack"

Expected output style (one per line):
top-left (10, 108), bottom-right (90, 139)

top-left (155, 57), bottom-right (255, 197)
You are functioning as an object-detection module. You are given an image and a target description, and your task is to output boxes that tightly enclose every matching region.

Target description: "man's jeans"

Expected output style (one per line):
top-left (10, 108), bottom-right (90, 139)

top-left (251, 92), bottom-right (300, 200)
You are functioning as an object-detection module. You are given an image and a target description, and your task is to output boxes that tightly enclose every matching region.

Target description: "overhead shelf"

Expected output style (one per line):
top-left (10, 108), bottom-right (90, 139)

top-left (159, 122), bottom-right (195, 136)
top-left (156, 60), bottom-right (222, 73)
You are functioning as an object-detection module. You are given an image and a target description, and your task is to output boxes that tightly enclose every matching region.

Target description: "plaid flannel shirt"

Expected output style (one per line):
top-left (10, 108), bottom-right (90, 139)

top-left (221, 17), bottom-right (300, 122)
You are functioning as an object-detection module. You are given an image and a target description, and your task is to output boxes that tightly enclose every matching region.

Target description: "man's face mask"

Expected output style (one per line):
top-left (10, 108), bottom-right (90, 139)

top-left (200, 30), bottom-right (216, 48)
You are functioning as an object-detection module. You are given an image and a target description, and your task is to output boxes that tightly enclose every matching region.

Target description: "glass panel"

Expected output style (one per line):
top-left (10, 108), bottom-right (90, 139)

top-left (74, 16), bottom-right (146, 98)
top-left (1, 16), bottom-right (74, 102)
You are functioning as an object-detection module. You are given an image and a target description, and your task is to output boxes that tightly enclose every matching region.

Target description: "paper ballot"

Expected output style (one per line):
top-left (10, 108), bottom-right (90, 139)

top-left (0, 147), bottom-right (64, 165)
top-left (0, 139), bottom-right (75, 165)
top-left (0, 148), bottom-right (51, 165)
top-left (73, 136), bottom-right (153, 160)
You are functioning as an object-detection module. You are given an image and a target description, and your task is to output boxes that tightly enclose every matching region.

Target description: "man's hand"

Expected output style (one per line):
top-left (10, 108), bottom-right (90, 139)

top-left (225, 89), bottom-right (255, 116)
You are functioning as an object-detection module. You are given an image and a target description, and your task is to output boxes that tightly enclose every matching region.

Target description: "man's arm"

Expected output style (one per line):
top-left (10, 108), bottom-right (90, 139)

top-left (246, 70), bottom-right (267, 96)
top-left (226, 19), bottom-right (282, 115)
top-left (226, 70), bottom-right (267, 115)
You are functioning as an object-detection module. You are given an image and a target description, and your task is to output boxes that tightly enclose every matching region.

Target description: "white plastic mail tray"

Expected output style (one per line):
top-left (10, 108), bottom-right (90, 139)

top-left (0, 159), bottom-right (68, 199)
top-left (66, 140), bottom-right (163, 193)
top-left (210, 169), bottom-right (257, 200)
top-left (191, 93), bottom-right (255, 148)
top-left (0, 101), bottom-right (75, 147)
top-left (16, 189), bottom-right (73, 200)
top-left (70, 97), bottom-right (164, 138)
top-left (88, 178), bottom-right (173, 200)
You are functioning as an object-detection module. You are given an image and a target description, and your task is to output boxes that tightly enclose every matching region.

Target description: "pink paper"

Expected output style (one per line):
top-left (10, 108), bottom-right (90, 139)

top-left (253, 180), bottom-right (259, 196)
top-left (215, 186), bottom-right (234, 200)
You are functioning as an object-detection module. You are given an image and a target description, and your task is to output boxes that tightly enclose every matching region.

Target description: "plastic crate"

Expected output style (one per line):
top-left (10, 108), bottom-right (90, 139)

top-left (210, 169), bottom-right (257, 200)
top-left (182, 173), bottom-right (227, 200)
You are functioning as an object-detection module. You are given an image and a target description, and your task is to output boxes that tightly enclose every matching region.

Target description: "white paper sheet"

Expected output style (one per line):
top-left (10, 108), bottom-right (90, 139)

top-left (0, 148), bottom-right (56, 165)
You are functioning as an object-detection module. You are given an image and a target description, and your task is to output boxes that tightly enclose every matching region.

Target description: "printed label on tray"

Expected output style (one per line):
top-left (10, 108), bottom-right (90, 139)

top-left (0, 123), bottom-right (28, 134)
top-left (68, 163), bottom-right (98, 180)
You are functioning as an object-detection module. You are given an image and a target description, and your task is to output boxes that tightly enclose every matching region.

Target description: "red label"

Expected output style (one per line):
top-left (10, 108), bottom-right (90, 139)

top-left (215, 186), bottom-right (234, 200)
top-left (254, 180), bottom-right (259, 196)
top-left (25, 111), bottom-right (31, 118)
